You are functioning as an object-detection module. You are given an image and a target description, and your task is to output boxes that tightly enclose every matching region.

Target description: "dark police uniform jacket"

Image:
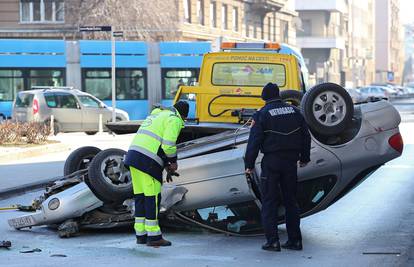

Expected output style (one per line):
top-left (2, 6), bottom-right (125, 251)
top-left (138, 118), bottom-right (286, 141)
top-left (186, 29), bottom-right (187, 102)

top-left (244, 99), bottom-right (311, 169)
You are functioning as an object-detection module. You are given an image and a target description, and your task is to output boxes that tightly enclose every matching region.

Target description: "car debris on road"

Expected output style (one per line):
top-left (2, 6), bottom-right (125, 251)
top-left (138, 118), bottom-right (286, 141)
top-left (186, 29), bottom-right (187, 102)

top-left (1, 240), bottom-right (11, 248)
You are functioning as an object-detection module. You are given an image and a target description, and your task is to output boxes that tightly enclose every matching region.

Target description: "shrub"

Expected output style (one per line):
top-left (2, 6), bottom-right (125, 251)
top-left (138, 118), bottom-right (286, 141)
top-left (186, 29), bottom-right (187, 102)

top-left (0, 121), bottom-right (50, 145)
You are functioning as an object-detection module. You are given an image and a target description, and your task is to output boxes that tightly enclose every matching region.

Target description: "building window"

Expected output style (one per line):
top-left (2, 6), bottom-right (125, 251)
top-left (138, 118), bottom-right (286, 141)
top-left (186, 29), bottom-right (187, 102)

top-left (273, 16), bottom-right (276, 41)
top-left (82, 69), bottom-right (146, 101)
top-left (267, 17), bottom-right (271, 40)
top-left (162, 68), bottom-right (199, 99)
top-left (280, 20), bottom-right (289, 43)
top-left (222, 4), bottom-right (228, 30)
top-left (210, 2), bottom-right (217, 27)
top-left (298, 19), bottom-right (312, 37)
top-left (261, 19), bottom-right (264, 39)
top-left (232, 7), bottom-right (238, 32)
top-left (20, 0), bottom-right (64, 23)
top-left (197, 0), bottom-right (204, 25)
top-left (184, 0), bottom-right (191, 23)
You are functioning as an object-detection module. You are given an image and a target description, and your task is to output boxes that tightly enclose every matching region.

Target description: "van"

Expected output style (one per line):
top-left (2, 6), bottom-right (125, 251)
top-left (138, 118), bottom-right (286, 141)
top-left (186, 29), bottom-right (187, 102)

top-left (12, 87), bottom-right (129, 134)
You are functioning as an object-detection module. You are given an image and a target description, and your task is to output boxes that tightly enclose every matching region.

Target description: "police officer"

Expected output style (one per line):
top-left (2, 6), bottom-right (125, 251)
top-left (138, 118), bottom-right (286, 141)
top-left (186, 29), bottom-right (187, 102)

top-left (124, 101), bottom-right (189, 247)
top-left (245, 83), bottom-right (311, 252)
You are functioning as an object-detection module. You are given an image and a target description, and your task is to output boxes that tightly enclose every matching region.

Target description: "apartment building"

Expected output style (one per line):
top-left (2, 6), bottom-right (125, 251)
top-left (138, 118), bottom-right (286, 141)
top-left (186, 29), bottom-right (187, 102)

top-left (0, 0), bottom-right (298, 47)
top-left (375, 0), bottom-right (404, 84)
top-left (295, 0), bottom-right (348, 85)
top-left (346, 0), bottom-right (376, 87)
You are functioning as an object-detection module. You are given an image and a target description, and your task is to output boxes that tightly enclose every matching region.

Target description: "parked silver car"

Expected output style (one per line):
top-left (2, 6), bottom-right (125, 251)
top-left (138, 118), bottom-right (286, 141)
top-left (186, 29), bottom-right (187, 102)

top-left (358, 86), bottom-right (397, 101)
top-left (12, 87), bottom-right (129, 134)
top-left (8, 84), bottom-right (404, 237)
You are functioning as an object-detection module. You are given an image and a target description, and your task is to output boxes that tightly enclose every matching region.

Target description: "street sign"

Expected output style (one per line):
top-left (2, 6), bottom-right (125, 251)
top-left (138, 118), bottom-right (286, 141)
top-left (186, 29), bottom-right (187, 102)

top-left (79, 26), bottom-right (112, 32)
top-left (113, 31), bottom-right (124, 37)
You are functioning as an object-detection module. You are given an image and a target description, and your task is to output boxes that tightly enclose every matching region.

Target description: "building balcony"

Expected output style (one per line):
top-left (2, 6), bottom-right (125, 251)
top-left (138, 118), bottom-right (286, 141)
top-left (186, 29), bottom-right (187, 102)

top-left (295, 0), bottom-right (347, 13)
top-left (247, 0), bottom-right (288, 13)
top-left (297, 36), bottom-right (345, 49)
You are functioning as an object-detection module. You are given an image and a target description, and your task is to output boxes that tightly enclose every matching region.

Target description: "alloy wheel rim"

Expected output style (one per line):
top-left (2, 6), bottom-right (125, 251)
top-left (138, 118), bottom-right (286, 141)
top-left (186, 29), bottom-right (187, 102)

top-left (312, 91), bottom-right (347, 127)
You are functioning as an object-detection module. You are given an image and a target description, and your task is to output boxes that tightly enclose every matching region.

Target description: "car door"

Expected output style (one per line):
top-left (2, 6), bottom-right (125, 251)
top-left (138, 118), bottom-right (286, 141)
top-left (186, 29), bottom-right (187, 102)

top-left (48, 92), bottom-right (83, 132)
top-left (76, 95), bottom-right (109, 131)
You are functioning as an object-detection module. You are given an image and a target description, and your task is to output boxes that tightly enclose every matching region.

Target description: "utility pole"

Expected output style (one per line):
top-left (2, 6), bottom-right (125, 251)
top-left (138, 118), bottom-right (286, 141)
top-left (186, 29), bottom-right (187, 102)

top-left (111, 28), bottom-right (116, 123)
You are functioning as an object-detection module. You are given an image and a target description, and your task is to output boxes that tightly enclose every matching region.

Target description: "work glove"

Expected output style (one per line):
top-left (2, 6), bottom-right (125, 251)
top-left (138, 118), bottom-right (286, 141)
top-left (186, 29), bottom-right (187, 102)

top-left (166, 170), bottom-right (180, 183)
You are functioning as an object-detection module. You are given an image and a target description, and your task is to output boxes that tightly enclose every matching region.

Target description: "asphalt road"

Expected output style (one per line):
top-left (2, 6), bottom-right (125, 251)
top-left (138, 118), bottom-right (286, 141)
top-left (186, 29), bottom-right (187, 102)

top-left (0, 102), bottom-right (413, 267)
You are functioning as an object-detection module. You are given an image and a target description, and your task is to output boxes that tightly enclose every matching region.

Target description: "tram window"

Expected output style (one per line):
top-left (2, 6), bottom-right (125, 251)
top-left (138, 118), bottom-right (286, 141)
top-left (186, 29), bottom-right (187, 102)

top-left (0, 70), bottom-right (24, 101)
top-left (162, 68), bottom-right (199, 99)
top-left (82, 69), bottom-right (147, 101)
top-left (28, 69), bottom-right (64, 88)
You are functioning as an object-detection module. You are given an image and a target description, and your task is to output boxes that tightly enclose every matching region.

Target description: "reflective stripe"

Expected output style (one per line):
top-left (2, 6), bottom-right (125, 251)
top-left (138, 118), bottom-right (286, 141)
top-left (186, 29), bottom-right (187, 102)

top-left (128, 145), bottom-right (164, 166)
top-left (162, 139), bottom-right (176, 146)
top-left (264, 127), bottom-right (301, 136)
top-left (138, 129), bottom-right (162, 143)
top-left (135, 217), bottom-right (145, 223)
top-left (166, 152), bottom-right (177, 158)
top-left (135, 230), bottom-right (147, 236)
top-left (145, 220), bottom-right (159, 227)
top-left (147, 230), bottom-right (162, 236)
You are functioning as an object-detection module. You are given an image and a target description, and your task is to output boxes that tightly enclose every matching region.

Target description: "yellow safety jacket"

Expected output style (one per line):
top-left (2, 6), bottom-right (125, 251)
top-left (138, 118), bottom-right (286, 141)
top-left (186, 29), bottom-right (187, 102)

top-left (124, 107), bottom-right (184, 182)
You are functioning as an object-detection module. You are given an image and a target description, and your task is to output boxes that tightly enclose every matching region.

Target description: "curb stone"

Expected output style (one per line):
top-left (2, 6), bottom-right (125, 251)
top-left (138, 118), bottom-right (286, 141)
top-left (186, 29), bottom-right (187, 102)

top-left (0, 142), bottom-right (70, 164)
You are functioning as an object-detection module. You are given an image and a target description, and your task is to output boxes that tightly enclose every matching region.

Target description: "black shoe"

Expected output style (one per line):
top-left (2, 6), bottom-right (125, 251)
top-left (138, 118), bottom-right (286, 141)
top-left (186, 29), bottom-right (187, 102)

top-left (147, 238), bottom-right (172, 247)
top-left (262, 241), bottom-right (281, 252)
top-left (281, 240), bottom-right (303, 250)
top-left (136, 235), bottom-right (147, 244)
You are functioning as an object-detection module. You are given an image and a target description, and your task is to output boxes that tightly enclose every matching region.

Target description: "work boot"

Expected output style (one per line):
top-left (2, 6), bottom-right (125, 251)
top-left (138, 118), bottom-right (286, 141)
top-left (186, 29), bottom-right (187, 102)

top-left (136, 235), bottom-right (147, 244)
top-left (147, 238), bottom-right (172, 247)
top-left (281, 240), bottom-right (303, 250)
top-left (262, 241), bottom-right (281, 252)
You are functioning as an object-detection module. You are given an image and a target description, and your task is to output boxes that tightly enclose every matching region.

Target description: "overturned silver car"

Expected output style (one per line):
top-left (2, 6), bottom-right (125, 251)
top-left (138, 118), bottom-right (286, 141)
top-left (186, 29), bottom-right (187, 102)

top-left (8, 85), bottom-right (404, 237)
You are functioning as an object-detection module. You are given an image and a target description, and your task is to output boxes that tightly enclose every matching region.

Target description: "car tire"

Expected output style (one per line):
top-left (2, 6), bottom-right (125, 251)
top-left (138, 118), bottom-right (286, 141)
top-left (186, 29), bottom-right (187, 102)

top-left (280, 90), bottom-right (303, 107)
top-left (85, 131), bottom-right (98, 135)
top-left (86, 148), bottom-right (133, 204)
top-left (301, 83), bottom-right (354, 136)
top-left (64, 146), bottom-right (101, 176)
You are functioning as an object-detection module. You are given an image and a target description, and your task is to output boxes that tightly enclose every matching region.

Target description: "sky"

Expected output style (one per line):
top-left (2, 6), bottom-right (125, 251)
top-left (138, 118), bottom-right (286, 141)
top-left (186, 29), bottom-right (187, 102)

top-left (400, 0), bottom-right (414, 23)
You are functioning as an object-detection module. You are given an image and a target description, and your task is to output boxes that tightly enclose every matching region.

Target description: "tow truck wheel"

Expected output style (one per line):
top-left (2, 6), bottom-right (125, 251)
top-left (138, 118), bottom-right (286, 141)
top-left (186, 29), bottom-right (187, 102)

top-left (301, 83), bottom-right (354, 136)
top-left (280, 90), bottom-right (303, 107)
top-left (86, 148), bottom-right (133, 204)
top-left (64, 146), bottom-right (101, 176)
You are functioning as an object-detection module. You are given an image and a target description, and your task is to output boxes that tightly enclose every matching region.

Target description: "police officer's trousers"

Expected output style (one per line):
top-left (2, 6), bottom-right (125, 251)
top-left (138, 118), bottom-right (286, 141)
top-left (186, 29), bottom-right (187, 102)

top-left (260, 153), bottom-right (302, 244)
top-left (130, 167), bottom-right (162, 241)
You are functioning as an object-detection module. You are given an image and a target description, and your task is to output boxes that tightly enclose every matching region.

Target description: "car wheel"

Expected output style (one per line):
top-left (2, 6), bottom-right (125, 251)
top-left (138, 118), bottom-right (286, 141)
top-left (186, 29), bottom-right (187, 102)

top-left (64, 146), bottom-right (102, 176)
top-left (280, 90), bottom-right (303, 107)
top-left (85, 131), bottom-right (98, 135)
top-left (301, 83), bottom-right (354, 136)
top-left (86, 148), bottom-right (133, 204)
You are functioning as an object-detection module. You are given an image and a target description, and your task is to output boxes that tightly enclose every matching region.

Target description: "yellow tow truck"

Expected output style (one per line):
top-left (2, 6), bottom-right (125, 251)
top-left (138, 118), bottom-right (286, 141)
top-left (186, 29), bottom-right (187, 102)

top-left (174, 42), bottom-right (306, 125)
top-left (107, 42), bottom-right (310, 136)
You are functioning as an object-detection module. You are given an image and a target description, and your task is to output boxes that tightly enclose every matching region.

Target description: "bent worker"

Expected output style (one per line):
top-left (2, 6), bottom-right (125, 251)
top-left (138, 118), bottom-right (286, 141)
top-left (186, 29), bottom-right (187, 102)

top-left (244, 83), bottom-right (311, 252)
top-left (124, 101), bottom-right (189, 247)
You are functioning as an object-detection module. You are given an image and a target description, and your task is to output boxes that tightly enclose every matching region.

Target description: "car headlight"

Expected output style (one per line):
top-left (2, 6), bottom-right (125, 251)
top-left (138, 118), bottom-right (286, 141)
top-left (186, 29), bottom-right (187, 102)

top-left (48, 198), bottom-right (60, 210)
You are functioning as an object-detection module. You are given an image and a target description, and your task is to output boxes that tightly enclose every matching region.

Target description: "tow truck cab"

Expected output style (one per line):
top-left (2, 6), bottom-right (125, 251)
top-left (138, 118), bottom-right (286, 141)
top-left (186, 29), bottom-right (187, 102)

top-left (174, 42), bottom-right (306, 124)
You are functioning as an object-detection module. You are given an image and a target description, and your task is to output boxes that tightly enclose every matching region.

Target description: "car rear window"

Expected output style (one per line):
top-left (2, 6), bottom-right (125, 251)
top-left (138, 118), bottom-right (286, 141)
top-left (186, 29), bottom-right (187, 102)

top-left (15, 93), bottom-right (34, 108)
top-left (212, 63), bottom-right (286, 87)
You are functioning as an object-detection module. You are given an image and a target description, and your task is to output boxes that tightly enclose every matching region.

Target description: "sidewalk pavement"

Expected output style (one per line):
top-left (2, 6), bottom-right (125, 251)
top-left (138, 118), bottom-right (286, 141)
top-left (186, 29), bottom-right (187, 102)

top-left (0, 132), bottom-right (134, 199)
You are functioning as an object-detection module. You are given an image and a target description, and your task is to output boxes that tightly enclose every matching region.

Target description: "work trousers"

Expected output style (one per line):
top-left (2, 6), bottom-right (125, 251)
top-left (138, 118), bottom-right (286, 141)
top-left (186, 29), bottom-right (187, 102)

top-left (130, 166), bottom-right (162, 241)
top-left (260, 153), bottom-right (302, 244)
